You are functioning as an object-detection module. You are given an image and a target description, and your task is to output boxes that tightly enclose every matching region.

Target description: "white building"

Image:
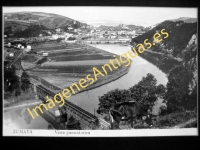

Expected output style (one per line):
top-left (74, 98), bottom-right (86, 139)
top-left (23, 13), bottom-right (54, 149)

top-left (58, 34), bottom-right (65, 38)
top-left (7, 43), bottom-right (11, 47)
top-left (55, 28), bottom-right (61, 32)
top-left (68, 27), bottom-right (74, 30)
top-left (24, 47), bottom-right (31, 52)
top-left (111, 35), bottom-right (117, 39)
top-left (17, 44), bottom-right (22, 48)
top-left (65, 40), bottom-right (77, 43)
top-left (64, 33), bottom-right (73, 40)
top-left (27, 45), bottom-right (31, 50)
top-left (47, 31), bottom-right (52, 35)
top-left (127, 31), bottom-right (136, 35)
top-left (52, 34), bottom-right (59, 40)
top-left (99, 34), bottom-right (104, 38)
top-left (42, 53), bottom-right (49, 56)
top-left (9, 53), bottom-right (14, 57)
top-left (90, 30), bottom-right (95, 33)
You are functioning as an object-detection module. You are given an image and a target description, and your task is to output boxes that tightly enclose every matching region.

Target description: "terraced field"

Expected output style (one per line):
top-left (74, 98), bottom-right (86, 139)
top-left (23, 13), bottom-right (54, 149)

top-left (23, 41), bottom-right (128, 90)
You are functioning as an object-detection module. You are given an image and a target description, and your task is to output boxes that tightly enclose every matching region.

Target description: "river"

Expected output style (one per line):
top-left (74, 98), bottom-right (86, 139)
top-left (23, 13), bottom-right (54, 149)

top-left (3, 44), bottom-right (168, 129)
top-left (68, 44), bottom-right (168, 117)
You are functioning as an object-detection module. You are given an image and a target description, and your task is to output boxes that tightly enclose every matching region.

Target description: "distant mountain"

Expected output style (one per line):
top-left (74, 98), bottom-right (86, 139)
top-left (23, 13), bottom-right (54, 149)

top-left (147, 17), bottom-right (197, 30)
top-left (98, 24), bottom-right (145, 31)
top-left (170, 17), bottom-right (197, 23)
top-left (126, 24), bottom-right (145, 30)
top-left (4, 11), bottom-right (89, 34)
top-left (98, 25), bottom-right (113, 30)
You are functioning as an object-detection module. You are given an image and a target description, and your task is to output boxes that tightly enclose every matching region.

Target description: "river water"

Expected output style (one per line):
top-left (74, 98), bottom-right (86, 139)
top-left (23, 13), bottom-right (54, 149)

top-left (3, 44), bottom-right (168, 129)
top-left (68, 44), bottom-right (168, 117)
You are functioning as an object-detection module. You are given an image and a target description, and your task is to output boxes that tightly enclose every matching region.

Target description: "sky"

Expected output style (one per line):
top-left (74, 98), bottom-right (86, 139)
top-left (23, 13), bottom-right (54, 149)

top-left (3, 7), bottom-right (197, 27)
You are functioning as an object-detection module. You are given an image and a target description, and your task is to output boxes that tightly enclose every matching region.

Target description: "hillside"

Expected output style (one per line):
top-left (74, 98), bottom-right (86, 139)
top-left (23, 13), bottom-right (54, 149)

top-left (4, 11), bottom-right (89, 34)
top-left (131, 17), bottom-right (197, 115)
top-left (131, 18), bottom-right (197, 57)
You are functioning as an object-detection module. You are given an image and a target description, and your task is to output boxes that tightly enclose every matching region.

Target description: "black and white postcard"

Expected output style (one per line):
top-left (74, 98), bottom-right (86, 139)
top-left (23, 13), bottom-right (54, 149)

top-left (3, 6), bottom-right (198, 136)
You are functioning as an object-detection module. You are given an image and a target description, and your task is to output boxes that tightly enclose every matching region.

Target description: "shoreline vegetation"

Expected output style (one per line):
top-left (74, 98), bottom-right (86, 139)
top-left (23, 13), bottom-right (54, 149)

top-left (139, 50), bottom-right (180, 74)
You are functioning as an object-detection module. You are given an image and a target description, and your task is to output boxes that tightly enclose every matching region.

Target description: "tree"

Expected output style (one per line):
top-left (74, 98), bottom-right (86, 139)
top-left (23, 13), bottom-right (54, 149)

top-left (156, 84), bottom-right (166, 97)
top-left (4, 64), bottom-right (21, 95)
top-left (129, 73), bottom-right (158, 109)
top-left (14, 25), bottom-right (48, 38)
top-left (97, 73), bottom-right (165, 115)
top-left (21, 71), bottom-right (31, 92)
top-left (4, 26), bottom-right (12, 35)
top-left (165, 65), bottom-right (194, 112)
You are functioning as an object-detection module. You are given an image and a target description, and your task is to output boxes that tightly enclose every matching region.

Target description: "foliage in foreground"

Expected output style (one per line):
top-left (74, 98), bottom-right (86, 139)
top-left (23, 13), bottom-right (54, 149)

top-left (97, 73), bottom-right (166, 115)
top-left (165, 65), bottom-right (197, 112)
top-left (97, 65), bottom-right (197, 119)
top-left (4, 61), bottom-right (31, 97)
top-left (152, 110), bottom-right (197, 128)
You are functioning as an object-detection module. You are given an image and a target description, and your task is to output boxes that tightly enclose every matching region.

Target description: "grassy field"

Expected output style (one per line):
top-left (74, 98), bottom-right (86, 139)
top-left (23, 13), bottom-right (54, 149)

top-left (22, 54), bottom-right (41, 63)
top-left (32, 42), bottom-right (84, 51)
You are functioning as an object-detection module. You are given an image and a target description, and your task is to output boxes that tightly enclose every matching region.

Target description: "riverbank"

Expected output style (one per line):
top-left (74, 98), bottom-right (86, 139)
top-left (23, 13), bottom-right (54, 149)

top-left (45, 43), bottom-right (132, 96)
top-left (139, 49), bottom-right (180, 73)
top-left (69, 59), bottom-right (132, 95)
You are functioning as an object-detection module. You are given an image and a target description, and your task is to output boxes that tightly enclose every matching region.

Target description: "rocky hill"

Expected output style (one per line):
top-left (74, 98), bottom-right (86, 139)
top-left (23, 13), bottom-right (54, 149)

top-left (131, 17), bottom-right (197, 57)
